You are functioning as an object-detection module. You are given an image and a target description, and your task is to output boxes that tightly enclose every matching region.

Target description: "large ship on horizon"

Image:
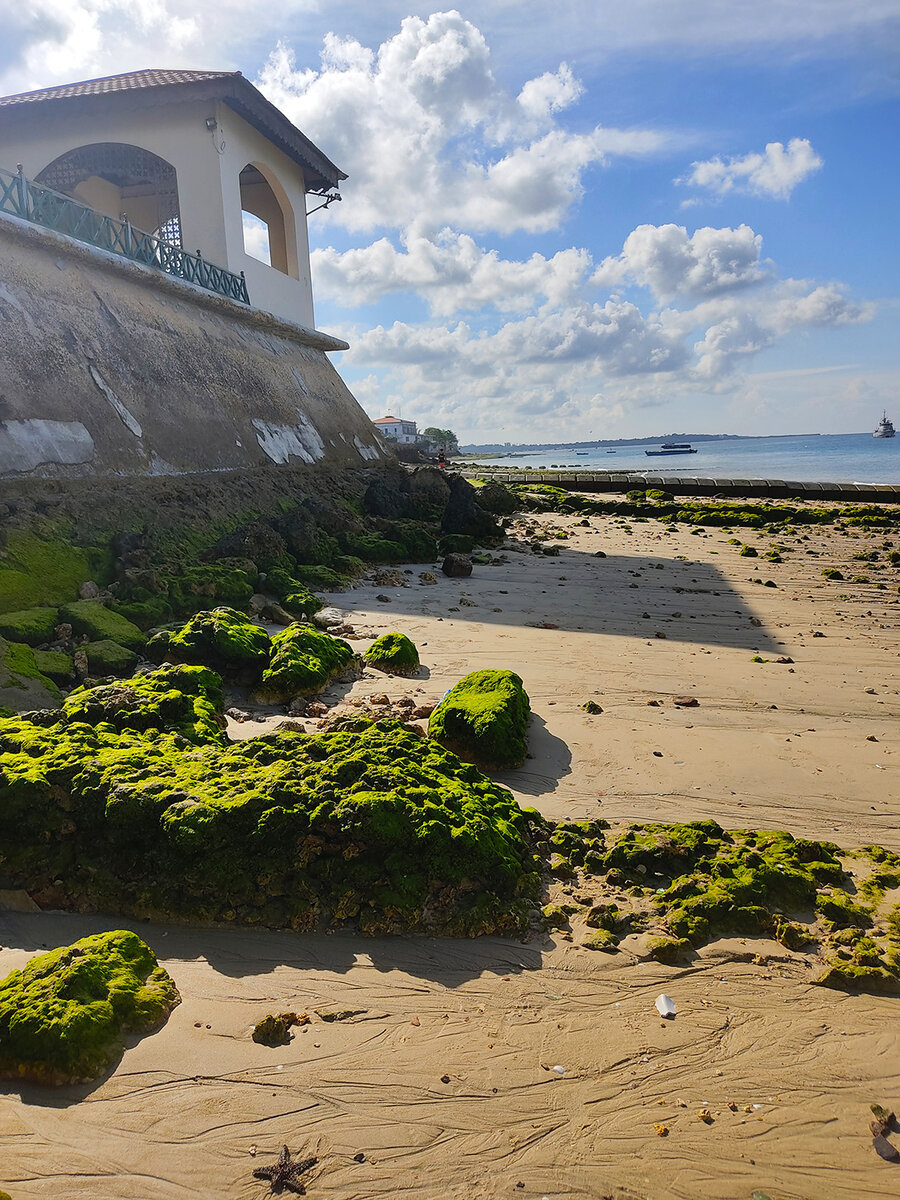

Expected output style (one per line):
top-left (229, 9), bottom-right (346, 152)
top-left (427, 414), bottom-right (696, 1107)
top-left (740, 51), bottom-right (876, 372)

top-left (645, 441), bottom-right (698, 456)
top-left (874, 411), bottom-right (895, 438)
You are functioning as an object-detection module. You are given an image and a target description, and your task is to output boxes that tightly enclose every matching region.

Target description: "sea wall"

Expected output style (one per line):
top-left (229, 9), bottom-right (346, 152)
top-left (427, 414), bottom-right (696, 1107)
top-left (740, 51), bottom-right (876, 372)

top-left (0, 211), bottom-right (388, 480)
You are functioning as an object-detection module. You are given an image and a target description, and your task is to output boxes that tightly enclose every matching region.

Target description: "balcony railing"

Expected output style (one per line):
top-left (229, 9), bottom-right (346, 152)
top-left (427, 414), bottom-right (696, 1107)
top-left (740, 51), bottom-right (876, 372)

top-left (0, 165), bottom-right (250, 305)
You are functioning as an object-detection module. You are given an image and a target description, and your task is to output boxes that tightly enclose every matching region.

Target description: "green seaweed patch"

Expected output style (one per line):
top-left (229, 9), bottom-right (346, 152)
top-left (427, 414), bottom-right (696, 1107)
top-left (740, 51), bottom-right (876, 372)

top-left (428, 669), bottom-right (530, 769)
top-left (508, 486), bottom-right (900, 532)
top-left (817, 928), bottom-right (900, 995)
top-left (0, 716), bottom-right (541, 936)
top-left (63, 664), bottom-right (226, 745)
top-left (0, 638), bottom-right (62, 710)
top-left (596, 822), bottom-right (844, 945)
top-left (538, 817), bottom-right (900, 994)
top-left (150, 607), bottom-right (270, 676)
top-left (647, 936), bottom-right (692, 964)
top-left (166, 564), bottom-right (256, 616)
top-left (815, 889), bottom-right (873, 930)
top-left (255, 623), bottom-right (355, 701)
top-left (0, 929), bottom-right (180, 1084)
top-left (84, 639), bottom-right (140, 677)
top-left (439, 534), bottom-right (475, 555)
top-left (583, 927), bottom-right (619, 952)
top-left (363, 633), bottom-right (419, 676)
top-left (32, 648), bottom-right (74, 684)
top-left (263, 568), bottom-right (323, 619)
top-left (0, 531), bottom-right (105, 615)
top-left (60, 601), bottom-right (145, 651)
top-left (852, 845), bottom-right (900, 902)
top-left (0, 607), bottom-right (59, 647)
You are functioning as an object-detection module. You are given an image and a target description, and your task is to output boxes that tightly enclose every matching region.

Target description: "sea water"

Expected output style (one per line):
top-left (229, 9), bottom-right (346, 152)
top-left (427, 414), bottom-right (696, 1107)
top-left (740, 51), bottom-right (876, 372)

top-left (466, 433), bottom-right (900, 485)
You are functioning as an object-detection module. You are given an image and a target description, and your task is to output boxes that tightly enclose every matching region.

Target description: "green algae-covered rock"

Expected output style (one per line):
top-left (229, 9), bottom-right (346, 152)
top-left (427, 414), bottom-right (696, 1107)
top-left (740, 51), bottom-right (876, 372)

top-left (32, 648), bottom-right (75, 684)
top-left (0, 716), bottom-right (540, 936)
top-left (0, 607), bottom-right (59, 647)
top-left (363, 632), bottom-right (419, 676)
top-left (149, 607), bottom-right (270, 676)
top-left (612, 824), bottom-right (844, 944)
top-left (167, 564), bottom-right (256, 615)
top-left (428, 669), bottom-right (530, 768)
top-left (0, 930), bottom-right (180, 1085)
top-left (439, 533), bottom-right (475, 555)
top-left (264, 568), bottom-right (323, 619)
top-left (0, 638), bottom-right (62, 711)
top-left (84, 639), bottom-right (140, 677)
top-left (63, 664), bottom-right (226, 745)
top-left (60, 601), bottom-right (145, 652)
top-left (254, 623), bottom-right (354, 701)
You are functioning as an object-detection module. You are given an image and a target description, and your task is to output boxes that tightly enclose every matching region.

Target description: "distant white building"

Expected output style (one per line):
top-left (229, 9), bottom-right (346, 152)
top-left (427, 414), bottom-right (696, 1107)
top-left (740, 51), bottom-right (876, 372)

top-left (373, 415), bottom-right (417, 444)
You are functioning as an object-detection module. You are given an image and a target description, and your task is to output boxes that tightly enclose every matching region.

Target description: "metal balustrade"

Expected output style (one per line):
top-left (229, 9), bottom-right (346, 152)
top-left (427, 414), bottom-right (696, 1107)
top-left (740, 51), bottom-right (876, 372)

top-left (0, 165), bottom-right (250, 305)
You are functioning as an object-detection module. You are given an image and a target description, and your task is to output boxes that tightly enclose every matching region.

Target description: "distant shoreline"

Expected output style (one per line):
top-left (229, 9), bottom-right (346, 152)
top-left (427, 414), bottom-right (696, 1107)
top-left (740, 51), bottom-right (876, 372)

top-left (459, 431), bottom-right (866, 456)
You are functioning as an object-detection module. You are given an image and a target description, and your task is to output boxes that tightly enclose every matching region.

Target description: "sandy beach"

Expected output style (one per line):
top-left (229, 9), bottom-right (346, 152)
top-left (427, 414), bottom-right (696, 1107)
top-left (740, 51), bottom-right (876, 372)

top-left (2, 501), bottom-right (899, 1199)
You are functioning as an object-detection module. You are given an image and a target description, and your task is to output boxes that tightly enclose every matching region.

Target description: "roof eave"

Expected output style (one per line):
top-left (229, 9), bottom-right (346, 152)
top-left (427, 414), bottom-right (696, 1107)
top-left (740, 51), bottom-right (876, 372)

top-left (0, 72), bottom-right (347, 194)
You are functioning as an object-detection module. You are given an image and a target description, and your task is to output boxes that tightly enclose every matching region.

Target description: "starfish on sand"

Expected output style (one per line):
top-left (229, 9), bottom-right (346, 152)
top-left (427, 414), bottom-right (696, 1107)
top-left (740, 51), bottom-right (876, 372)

top-left (252, 1146), bottom-right (317, 1195)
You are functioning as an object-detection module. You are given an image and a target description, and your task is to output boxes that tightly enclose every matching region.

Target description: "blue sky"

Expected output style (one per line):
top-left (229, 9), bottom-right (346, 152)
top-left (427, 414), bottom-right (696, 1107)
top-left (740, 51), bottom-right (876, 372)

top-left (3, 2), bottom-right (899, 442)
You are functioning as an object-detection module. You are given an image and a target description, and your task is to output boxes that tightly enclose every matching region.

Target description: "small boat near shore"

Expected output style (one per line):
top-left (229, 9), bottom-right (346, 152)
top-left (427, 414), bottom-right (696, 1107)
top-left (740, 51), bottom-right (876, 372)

top-left (645, 441), bottom-right (698, 456)
top-left (874, 412), bottom-right (895, 438)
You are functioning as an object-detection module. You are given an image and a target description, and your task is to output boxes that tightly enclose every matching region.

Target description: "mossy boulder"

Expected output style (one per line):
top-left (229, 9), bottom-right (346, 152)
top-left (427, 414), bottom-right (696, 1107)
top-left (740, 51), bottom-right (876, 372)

top-left (252, 1014), bottom-right (292, 1046)
top-left (263, 568), bottom-right (323, 619)
top-left (0, 637), bottom-right (62, 711)
top-left (32, 649), bottom-right (75, 684)
top-left (63, 664), bottom-right (226, 745)
top-left (474, 482), bottom-right (519, 517)
top-left (0, 607), bottom-right (59, 647)
top-left (0, 531), bottom-right (106, 614)
top-left (149, 607), bottom-right (270, 677)
top-left (84, 639), bottom-right (140, 677)
top-left (647, 936), bottom-right (692, 964)
top-left (166, 564), bottom-right (256, 615)
top-left (429, 670), bottom-right (530, 769)
top-left (439, 533), bottom-right (475, 555)
top-left (583, 928), bottom-right (619, 952)
top-left (0, 930), bottom-right (180, 1084)
top-left (0, 716), bottom-right (541, 936)
top-left (363, 633), bottom-right (419, 676)
top-left (603, 822), bottom-right (844, 946)
top-left (60, 601), bottom-right (145, 652)
top-left (254, 623), bottom-right (355, 702)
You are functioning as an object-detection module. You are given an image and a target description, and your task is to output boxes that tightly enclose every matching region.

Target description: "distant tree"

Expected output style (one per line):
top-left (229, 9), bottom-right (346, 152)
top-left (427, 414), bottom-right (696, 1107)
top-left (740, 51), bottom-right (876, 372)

top-left (421, 426), bottom-right (459, 453)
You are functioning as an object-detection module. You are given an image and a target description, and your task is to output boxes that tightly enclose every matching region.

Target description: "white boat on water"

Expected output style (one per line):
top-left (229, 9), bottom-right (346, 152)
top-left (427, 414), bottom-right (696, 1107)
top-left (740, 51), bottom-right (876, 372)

top-left (874, 411), bottom-right (895, 438)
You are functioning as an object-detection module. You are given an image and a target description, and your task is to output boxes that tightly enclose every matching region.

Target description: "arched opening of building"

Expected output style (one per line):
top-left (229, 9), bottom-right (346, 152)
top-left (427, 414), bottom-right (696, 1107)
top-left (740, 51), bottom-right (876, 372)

top-left (239, 163), bottom-right (293, 276)
top-left (36, 143), bottom-right (181, 244)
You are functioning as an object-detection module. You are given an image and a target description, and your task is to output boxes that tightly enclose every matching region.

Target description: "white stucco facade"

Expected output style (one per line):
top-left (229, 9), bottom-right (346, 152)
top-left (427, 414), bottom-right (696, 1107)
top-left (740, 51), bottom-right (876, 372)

top-left (373, 416), bottom-right (418, 444)
top-left (0, 74), bottom-right (342, 330)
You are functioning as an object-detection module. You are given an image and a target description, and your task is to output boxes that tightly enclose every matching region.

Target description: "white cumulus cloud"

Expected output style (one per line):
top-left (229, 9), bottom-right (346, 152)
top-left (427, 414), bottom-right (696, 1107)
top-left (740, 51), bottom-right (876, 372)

top-left (254, 12), bottom-right (665, 236)
top-left (592, 223), bottom-right (770, 302)
top-left (678, 138), bottom-right (823, 200)
top-left (312, 228), bottom-right (591, 316)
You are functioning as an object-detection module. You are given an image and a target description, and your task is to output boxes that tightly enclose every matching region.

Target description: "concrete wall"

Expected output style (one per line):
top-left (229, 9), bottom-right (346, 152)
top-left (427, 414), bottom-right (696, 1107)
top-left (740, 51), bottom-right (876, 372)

top-left (0, 212), bottom-right (389, 480)
top-left (0, 95), bottom-right (319, 327)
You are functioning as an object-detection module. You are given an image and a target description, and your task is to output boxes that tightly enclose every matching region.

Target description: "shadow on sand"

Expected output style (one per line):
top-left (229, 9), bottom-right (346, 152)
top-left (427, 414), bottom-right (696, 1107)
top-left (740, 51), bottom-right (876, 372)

top-left (334, 541), bottom-right (782, 654)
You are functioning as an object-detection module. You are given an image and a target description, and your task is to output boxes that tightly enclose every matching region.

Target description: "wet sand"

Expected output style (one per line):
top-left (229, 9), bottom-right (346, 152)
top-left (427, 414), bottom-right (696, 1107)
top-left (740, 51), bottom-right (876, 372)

top-left (2, 504), bottom-right (898, 1198)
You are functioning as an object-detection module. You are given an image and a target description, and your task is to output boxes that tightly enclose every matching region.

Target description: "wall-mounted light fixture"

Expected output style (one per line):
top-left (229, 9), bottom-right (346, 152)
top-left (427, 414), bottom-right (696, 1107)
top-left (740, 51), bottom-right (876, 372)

top-left (205, 117), bottom-right (217, 131)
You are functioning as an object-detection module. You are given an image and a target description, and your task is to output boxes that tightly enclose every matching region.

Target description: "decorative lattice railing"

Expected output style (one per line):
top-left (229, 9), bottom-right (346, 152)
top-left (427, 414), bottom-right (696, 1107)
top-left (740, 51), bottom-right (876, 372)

top-left (0, 165), bottom-right (250, 305)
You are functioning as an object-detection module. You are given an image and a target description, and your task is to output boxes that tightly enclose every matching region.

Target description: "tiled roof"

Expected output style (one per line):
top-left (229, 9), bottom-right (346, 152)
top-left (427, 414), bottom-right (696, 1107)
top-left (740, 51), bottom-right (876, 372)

top-left (373, 416), bottom-right (405, 424)
top-left (0, 69), bottom-right (237, 107)
top-left (0, 68), bottom-right (345, 190)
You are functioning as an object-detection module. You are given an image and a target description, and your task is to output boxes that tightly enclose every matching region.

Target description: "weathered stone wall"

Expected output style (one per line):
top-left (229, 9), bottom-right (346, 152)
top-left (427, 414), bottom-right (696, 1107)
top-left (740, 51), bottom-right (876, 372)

top-left (0, 212), bottom-right (389, 480)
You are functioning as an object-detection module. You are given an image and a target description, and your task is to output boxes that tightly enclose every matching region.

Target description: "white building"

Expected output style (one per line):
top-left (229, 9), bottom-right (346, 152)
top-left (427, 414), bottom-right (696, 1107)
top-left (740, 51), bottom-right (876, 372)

top-left (372, 415), bottom-right (417, 444)
top-left (0, 69), bottom-right (346, 329)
